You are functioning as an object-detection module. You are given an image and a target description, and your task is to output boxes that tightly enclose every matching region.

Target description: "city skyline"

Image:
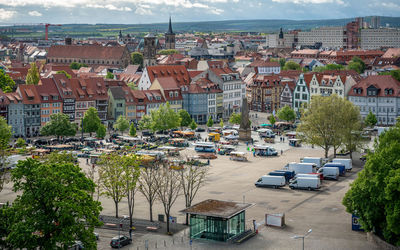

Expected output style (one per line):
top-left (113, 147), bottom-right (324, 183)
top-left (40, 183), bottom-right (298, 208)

top-left (0, 0), bottom-right (399, 24)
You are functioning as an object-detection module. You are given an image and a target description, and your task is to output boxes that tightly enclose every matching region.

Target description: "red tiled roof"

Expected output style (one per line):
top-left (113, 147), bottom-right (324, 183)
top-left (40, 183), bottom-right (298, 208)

top-left (250, 60), bottom-right (280, 68)
top-left (4, 92), bottom-right (22, 104)
top-left (147, 65), bottom-right (191, 87)
top-left (47, 45), bottom-right (127, 60)
top-left (207, 60), bottom-right (226, 69)
top-left (348, 75), bottom-right (400, 97)
top-left (209, 67), bottom-right (235, 77)
top-left (36, 78), bottom-right (61, 103)
top-left (18, 84), bottom-right (40, 104)
top-left (188, 70), bottom-right (204, 78)
top-left (52, 74), bottom-right (76, 99)
top-left (382, 48), bottom-right (400, 59)
top-left (155, 77), bottom-right (179, 90)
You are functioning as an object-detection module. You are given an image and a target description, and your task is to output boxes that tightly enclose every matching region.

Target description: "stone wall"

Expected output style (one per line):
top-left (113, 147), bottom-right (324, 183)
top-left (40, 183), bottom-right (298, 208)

top-left (367, 232), bottom-right (400, 250)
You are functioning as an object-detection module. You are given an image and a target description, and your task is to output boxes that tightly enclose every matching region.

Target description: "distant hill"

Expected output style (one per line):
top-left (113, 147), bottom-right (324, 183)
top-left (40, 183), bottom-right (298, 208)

top-left (1, 16), bottom-right (400, 39)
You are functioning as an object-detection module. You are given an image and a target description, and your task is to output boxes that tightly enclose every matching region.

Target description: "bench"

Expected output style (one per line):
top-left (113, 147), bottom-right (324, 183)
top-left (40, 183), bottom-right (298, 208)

top-left (146, 226), bottom-right (158, 232)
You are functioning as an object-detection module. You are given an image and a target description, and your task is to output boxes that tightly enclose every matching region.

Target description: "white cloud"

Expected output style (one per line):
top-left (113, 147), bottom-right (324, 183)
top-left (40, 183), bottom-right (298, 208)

top-left (135, 4), bottom-right (153, 15)
top-left (210, 8), bottom-right (224, 15)
top-left (86, 4), bottom-right (132, 11)
top-left (28, 10), bottom-right (42, 16)
top-left (272, 0), bottom-right (345, 4)
top-left (0, 9), bottom-right (16, 20)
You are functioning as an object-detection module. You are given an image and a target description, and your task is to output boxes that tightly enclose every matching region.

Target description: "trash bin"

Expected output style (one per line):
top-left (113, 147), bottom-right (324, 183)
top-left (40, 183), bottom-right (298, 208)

top-left (158, 214), bottom-right (165, 222)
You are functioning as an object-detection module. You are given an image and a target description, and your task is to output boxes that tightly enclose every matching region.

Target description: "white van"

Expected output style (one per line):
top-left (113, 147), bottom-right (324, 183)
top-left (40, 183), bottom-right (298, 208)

top-left (286, 162), bottom-right (317, 174)
top-left (318, 167), bottom-right (339, 180)
top-left (296, 173), bottom-right (320, 180)
top-left (332, 158), bottom-right (352, 171)
top-left (301, 157), bottom-right (322, 169)
top-left (289, 177), bottom-right (321, 190)
top-left (255, 175), bottom-right (286, 189)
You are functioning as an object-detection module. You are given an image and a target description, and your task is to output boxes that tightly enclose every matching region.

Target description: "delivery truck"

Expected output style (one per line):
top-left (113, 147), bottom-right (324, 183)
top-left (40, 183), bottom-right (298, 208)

top-left (269, 170), bottom-right (295, 183)
top-left (285, 162), bottom-right (317, 174)
top-left (318, 167), bottom-right (339, 180)
top-left (301, 157), bottom-right (322, 169)
top-left (324, 163), bottom-right (346, 176)
top-left (332, 158), bottom-right (352, 171)
top-left (289, 177), bottom-right (321, 190)
top-left (255, 175), bottom-right (286, 189)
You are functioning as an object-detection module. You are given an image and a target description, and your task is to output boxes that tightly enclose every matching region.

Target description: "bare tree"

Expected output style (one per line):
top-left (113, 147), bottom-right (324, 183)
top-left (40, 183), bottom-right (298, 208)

top-left (138, 166), bottom-right (159, 222)
top-left (98, 153), bottom-right (127, 218)
top-left (123, 155), bottom-right (141, 229)
top-left (180, 164), bottom-right (208, 225)
top-left (155, 167), bottom-right (182, 234)
top-left (85, 164), bottom-right (101, 201)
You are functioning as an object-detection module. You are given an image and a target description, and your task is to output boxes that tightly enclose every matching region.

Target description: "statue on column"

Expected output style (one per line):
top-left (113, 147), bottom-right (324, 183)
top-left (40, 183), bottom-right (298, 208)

top-left (239, 97), bottom-right (252, 141)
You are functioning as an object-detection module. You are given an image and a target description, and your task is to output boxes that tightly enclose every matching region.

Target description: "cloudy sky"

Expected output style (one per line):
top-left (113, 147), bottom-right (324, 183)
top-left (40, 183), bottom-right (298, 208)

top-left (0, 0), bottom-right (399, 24)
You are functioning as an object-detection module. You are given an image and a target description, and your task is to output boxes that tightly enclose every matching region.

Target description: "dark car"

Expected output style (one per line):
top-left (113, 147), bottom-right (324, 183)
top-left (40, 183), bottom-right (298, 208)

top-left (195, 127), bottom-right (206, 132)
top-left (33, 139), bottom-right (48, 146)
top-left (142, 131), bottom-right (154, 137)
top-left (77, 153), bottom-right (90, 158)
top-left (110, 235), bottom-right (132, 248)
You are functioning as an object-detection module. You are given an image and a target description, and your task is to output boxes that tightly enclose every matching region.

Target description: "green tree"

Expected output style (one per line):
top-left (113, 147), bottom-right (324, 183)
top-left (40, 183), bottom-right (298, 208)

top-left (138, 115), bottom-right (152, 130)
top-left (96, 124), bottom-right (106, 139)
top-left (313, 64), bottom-right (344, 72)
top-left (129, 123), bottom-right (136, 137)
top-left (82, 107), bottom-right (101, 136)
top-left (279, 58), bottom-right (286, 68)
top-left (283, 61), bottom-right (301, 71)
top-left (40, 113), bottom-right (77, 140)
top-left (106, 71), bottom-right (114, 79)
top-left (379, 70), bottom-right (400, 82)
top-left (98, 153), bottom-right (127, 218)
top-left (114, 115), bottom-right (130, 135)
top-left (25, 63), bottom-right (40, 85)
top-left (56, 70), bottom-right (71, 79)
top-left (340, 99), bottom-right (364, 159)
top-left (0, 117), bottom-right (11, 192)
top-left (131, 52), bottom-right (144, 67)
top-left (0, 158), bottom-right (102, 249)
top-left (207, 117), bottom-right (214, 127)
top-left (190, 120), bottom-right (197, 130)
top-left (15, 138), bottom-right (26, 148)
top-left (347, 61), bottom-right (363, 74)
top-left (219, 120), bottom-right (224, 128)
top-left (269, 115), bottom-right (276, 125)
top-left (229, 113), bottom-right (241, 124)
top-left (158, 49), bottom-right (179, 55)
top-left (70, 62), bottom-right (88, 70)
top-left (351, 56), bottom-right (366, 73)
top-left (122, 155), bottom-right (141, 229)
top-left (0, 70), bottom-right (15, 93)
top-left (179, 109), bottom-right (192, 127)
top-left (343, 122), bottom-right (400, 246)
top-left (277, 106), bottom-right (296, 122)
top-left (44, 151), bottom-right (77, 165)
top-left (364, 111), bottom-right (378, 127)
top-left (297, 95), bottom-right (342, 158)
top-left (149, 102), bottom-right (181, 132)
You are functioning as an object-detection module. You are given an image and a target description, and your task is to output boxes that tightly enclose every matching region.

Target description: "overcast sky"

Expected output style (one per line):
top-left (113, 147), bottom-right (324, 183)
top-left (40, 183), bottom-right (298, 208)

top-left (0, 0), bottom-right (399, 24)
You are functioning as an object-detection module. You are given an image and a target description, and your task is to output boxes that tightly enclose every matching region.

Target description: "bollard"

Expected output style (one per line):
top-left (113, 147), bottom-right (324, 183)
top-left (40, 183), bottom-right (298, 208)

top-left (155, 241), bottom-right (157, 248)
top-left (137, 247), bottom-right (139, 250)
top-left (173, 238), bottom-right (175, 245)
top-left (164, 240), bottom-right (166, 247)
top-left (181, 236), bottom-right (183, 243)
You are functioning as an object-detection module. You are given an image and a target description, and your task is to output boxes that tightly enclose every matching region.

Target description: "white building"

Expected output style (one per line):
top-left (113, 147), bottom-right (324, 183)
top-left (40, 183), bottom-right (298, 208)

top-left (360, 28), bottom-right (400, 49)
top-left (298, 26), bottom-right (346, 49)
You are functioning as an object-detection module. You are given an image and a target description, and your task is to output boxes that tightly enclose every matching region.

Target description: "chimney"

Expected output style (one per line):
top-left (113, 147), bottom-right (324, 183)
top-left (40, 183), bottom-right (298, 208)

top-left (65, 37), bottom-right (72, 45)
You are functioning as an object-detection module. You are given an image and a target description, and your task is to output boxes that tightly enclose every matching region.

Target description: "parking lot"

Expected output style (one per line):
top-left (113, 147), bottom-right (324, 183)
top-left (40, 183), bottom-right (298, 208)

top-left (0, 131), bottom-right (378, 249)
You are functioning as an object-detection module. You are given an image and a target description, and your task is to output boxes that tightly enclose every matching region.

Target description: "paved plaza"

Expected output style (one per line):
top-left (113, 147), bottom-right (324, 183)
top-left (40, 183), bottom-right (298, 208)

top-left (0, 132), bottom-right (378, 249)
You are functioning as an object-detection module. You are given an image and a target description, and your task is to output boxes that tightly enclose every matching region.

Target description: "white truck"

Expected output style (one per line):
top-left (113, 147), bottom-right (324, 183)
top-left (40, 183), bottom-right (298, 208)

top-left (301, 157), bottom-right (322, 169)
top-left (318, 167), bottom-right (339, 180)
top-left (289, 177), bottom-right (321, 190)
top-left (255, 175), bottom-right (286, 189)
top-left (285, 162), bottom-right (317, 174)
top-left (332, 158), bottom-right (352, 171)
top-left (296, 173), bottom-right (320, 180)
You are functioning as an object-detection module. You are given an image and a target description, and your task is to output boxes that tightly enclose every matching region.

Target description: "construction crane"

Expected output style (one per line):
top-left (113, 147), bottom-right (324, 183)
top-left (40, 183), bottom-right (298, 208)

top-left (42, 23), bottom-right (62, 40)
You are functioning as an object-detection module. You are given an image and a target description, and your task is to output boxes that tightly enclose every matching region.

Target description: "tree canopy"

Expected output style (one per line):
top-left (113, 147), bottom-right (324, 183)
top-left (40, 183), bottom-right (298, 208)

top-left (277, 106), bottom-right (296, 122)
top-left (106, 72), bottom-right (114, 79)
top-left (0, 70), bottom-right (15, 93)
top-left (25, 63), bottom-right (40, 85)
top-left (364, 111), bottom-right (377, 128)
top-left (145, 102), bottom-right (181, 132)
top-left (207, 117), bottom-right (214, 127)
top-left (297, 94), bottom-right (363, 158)
top-left (96, 124), bottom-right (106, 139)
top-left (82, 107), bottom-right (101, 136)
top-left (131, 52), bottom-right (144, 67)
top-left (283, 61), bottom-right (301, 71)
top-left (114, 115), bottom-right (130, 135)
top-left (190, 120), bottom-right (197, 130)
top-left (0, 116), bottom-right (12, 192)
top-left (379, 70), bottom-right (400, 82)
top-left (0, 158), bottom-right (102, 249)
top-left (158, 49), bottom-right (179, 55)
top-left (129, 123), bottom-right (136, 137)
top-left (70, 62), bottom-right (87, 70)
top-left (343, 121), bottom-right (400, 246)
top-left (229, 113), bottom-right (241, 125)
top-left (40, 113), bottom-right (77, 139)
top-left (179, 109), bottom-right (192, 127)
top-left (313, 64), bottom-right (344, 72)
top-left (56, 70), bottom-right (71, 79)
top-left (347, 56), bottom-right (366, 74)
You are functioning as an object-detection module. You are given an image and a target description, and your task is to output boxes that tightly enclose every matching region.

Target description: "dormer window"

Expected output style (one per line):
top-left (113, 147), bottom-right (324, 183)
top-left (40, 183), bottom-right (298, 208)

top-left (175, 91), bottom-right (178, 97)
top-left (43, 96), bottom-right (48, 101)
top-left (156, 96), bottom-right (161, 100)
top-left (53, 95), bottom-right (58, 100)
top-left (169, 92), bottom-right (173, 97)
top-left (353, 88), bottom-right (357, 94)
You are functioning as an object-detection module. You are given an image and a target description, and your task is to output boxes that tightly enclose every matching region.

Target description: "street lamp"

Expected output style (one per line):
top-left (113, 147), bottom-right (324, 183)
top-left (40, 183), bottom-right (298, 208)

top-left (292, 228), bottom-right (312, 250)
top-left (118, 215), bottom-right (128, 249)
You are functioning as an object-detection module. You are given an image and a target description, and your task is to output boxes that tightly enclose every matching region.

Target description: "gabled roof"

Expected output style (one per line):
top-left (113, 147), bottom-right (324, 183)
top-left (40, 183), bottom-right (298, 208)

top-left (109, 86), bottom-right (126, 100)
top-left (209, 67), bottom-right (235, 77)
top-left (382, 48), bottom-right (400, 59)
top-left (146, 65), bottom-right (191, 87)
top-left (250, 60), bottom-right (280, 68)
top-left (155, 77), bottom-right (179, 90)
top-left (0, 90), bottom-right (10, 105)
top-left (18, 84), bottom-right (40, 104)
top-left (52, 74), bottom-right (76, 99)
top-left (348, 75), bottom-right (400, 97)
top-left (36, 78), bottom-right (61, 103)
top-left (4, 92), bottom-right (22, 104)
top-left (47, 45), bottom-right (127, 60)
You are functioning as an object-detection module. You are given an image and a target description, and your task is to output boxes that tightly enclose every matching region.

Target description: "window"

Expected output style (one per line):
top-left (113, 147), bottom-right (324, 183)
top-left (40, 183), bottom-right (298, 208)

top-left (117, 103), bottom-right (123, 107)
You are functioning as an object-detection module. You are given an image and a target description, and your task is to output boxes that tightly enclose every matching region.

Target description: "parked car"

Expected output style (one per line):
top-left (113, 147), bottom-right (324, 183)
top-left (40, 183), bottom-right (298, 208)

top-left (69, 241), bottom-right (84, 250)
top-left (77, 153), bottom-right (91, 158)
top-left (110, 235), bottom-right (132, 248)
top-left (195, 127), bottom-right (205, 132)
top-left (142, 131), bottom-right (154, 137)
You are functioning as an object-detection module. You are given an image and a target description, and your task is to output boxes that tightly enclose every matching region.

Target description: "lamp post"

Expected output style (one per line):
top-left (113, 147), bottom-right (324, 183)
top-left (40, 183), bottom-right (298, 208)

top-left (118, 215), bottom-right (128, 249)
top-left (292, 228), bottom-right (312, 250)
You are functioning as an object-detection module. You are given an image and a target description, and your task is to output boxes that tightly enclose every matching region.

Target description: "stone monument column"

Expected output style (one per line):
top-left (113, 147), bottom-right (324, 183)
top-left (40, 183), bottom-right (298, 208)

top-left (239, 97), bottom-right (252, 141)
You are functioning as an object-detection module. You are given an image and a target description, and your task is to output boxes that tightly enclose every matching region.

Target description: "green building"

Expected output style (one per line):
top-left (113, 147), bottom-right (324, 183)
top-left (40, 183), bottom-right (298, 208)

top-left (181, 199), bottom-right (253, 242)
top-left (107, 86), bottom-right (126, 122)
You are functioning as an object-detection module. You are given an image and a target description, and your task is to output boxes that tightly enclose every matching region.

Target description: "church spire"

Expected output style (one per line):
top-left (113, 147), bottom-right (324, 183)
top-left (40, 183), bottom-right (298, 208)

top-left (167, 16), bottom-right (174, 34)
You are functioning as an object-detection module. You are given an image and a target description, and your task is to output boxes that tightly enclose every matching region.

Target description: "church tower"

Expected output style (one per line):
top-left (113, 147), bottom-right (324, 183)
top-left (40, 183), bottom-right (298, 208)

top-left (165, 17), bottom-right (176, 50)
top-left (278, 27), bottom-right (285, 48)
top-left (143, 33), bottom-right (157, 67)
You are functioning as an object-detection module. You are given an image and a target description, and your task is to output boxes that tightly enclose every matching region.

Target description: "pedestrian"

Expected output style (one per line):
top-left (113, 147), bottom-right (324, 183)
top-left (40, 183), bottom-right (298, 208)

top-left (207, 159), bottom-right (210, 165)
top-left (281, 149), bottom-right (283, 155)
top-left (253, 150), bottom-right (256, 157)
top-left (246, 141), bottom-right (249, 147)
top-left (86, 158), bottom-right (88, 165)
top-left (283, 137), bottom-right (285, 142)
